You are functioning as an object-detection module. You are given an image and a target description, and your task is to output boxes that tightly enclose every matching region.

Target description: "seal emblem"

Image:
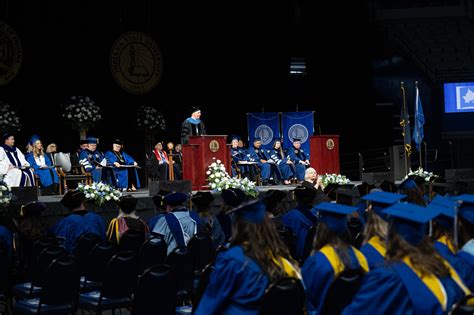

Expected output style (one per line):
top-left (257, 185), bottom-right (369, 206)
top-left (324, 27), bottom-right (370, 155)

top-left (209, 140), bottom-right (220, 153)
top-left (0, 22), bottom-right (22, 85)
top-left (326, 139), bottom-right (335, 150)
top-left (110, 32), bottom-right (162, 94)
top-left (255, 125), bottom-right (273, 145)
top-left (288, 124), bottom-right (309, 143)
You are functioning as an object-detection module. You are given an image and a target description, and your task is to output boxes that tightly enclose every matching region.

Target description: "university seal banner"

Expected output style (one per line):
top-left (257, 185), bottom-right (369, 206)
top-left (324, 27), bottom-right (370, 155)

top-left (0, 21), bottom-right (22, 85)
top-left (247, 112), bottom-right (280, 150)
top-left (281, 111), bottom-right (314, 154)
top-left (110, 32), bottom-right (162, 94)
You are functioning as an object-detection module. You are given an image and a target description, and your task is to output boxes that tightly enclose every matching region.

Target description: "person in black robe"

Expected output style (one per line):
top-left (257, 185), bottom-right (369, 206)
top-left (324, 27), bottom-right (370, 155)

top-left (181, 106), bottom-right (207, 144)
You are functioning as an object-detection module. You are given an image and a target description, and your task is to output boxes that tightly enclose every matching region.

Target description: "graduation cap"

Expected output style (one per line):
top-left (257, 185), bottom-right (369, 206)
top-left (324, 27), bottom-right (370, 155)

top-left (29, 135), bottom-right (40, 145)
top-left (230, 198), bottom-right (266, 224)
top-left (222, 188), bottom-right (246, 207)
top-left (21, 202), bottom-right (46, 216)
top-left (163, 192), bottom-right (188, 206)
top-left (152, 190), bottom-right (171, 208)
top-left (398, 178), bottom-right (418, 191)
top-left (264, 189), bottom-right (287, 212)
top-left (113, 139), bottom-right (123, 146)
top-left (229, 135), bottom-right (241, 142)
top-left (315, 202), bottom-right (357, 235)
top-left (293, 185), bottom-right (317, 202)
top-left (357, 182), bottom-right (376, 197)
top-left (60, 190), bottom-right (86, 210)
top-left (253, 137), bottom-right (262, 142)
top-left (408, 175), bottom-right (427, 187)
top-left (361, 191), bottom-right (406, 220)
top-left (86, 137), bottom-right (98, 144)
top-left (3, 132), bottom-right (13, 140)
top-left (451, 194), bottom-right (474, 225)
top-left (429, 196), bottom-right (456, 230)
top-left (79, 139), bottom-right (88, 145)
top-left (191, 106), bottom-right (201, 114)
top-left (382, 203), bottom-right (440, 245)
top-left (324, 183), bottom-right (354, 201)
top-left (118, 195), bottom-right (138, 214)
top-left (380, 180), bottom-right (397, 193)
top-left (335, 187), bottom-right (360, 206)
top-left (192, 191), bottom-right (214, 209)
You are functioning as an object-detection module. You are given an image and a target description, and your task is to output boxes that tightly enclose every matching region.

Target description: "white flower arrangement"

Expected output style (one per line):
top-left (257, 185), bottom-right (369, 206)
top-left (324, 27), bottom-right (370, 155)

top-left (406, 167), bottom-right (439, 182)
top-left (62, 96), bottom-right (102, 131)
top-left (0, 101), bottom-right (21, 134)
top-left (207, 158), bottom-right (258, 198)
top-left (136, 106), bottom-right (166, 132)
top-left (77, 182), bottom-right (122, 206)
top-left (0, 181), bottom-right (12, 206)
top-left (320, 173), bottom-right (351, 187)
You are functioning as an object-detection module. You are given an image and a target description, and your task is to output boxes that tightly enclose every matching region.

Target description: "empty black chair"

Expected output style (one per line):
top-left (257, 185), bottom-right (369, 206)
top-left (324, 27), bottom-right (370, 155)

top-left (14, 256), bottom-right (80, 314)
top-left (260, 277), bottom-right (305, 315)
top-left (188, 232), bottom-right (213, 272)
top-left (119, 229), bottom-right (146, 256)
top-left (451, 293), bottom-right (474, 315)
top-left (74, 233), bottom-right (100, 274)
top-left (193, 264), bottom-right (215, 311)
top-left (138, 236), bottom-right (167, 273)
top-left (131, 264), bottom-right (177, 315)
top-left (320, 269), bottom-right (365, 315)
top-left (79, 251), bottom-right (137, 314)
top-left (82, 242), bottom-right (117, 291)
top-left (166, 247), bottom-right (193, 293)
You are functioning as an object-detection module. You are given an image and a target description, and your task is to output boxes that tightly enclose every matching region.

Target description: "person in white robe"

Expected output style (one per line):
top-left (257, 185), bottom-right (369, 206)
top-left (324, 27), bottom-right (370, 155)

top-left (0, 133), bottom-right (34, 188)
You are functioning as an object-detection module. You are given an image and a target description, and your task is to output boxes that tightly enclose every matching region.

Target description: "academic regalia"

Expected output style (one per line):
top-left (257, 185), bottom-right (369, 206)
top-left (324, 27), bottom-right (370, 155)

top-left (248, 145), bottom-right (279, 182)
top-left (147, 149), bottom-right (168, 180)
top-left (281, 205), bottom-right (318, 260)
top-left (51, 210), bottom-right (106, 253)
top-left (269, 148), bottom-right (294, 180)
top-left (79, 149), bottom-right (106, 183)
top-left (26, 153), bottom-right (59, 187)
top-left (105, 150), bottom-right (140, 189)
top-left (0, 225), bottom-right (13, 262)
top-left (288, 145), bottom-right (309, 181)
top-left (181, 117), bottom-right (206, 144)
top-left (0, 144), bottom-right (35, 187)
top-left (230, 147), bottom-right (247, 177)
top-left (153, 209), bottom-right (197, 254)
top-left (360, 236), bottom-right (386, 270)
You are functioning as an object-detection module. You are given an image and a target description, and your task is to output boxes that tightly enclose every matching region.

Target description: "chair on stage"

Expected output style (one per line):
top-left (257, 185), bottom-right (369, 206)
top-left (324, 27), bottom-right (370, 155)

top-left (54, 152), bottom-right (92, 194)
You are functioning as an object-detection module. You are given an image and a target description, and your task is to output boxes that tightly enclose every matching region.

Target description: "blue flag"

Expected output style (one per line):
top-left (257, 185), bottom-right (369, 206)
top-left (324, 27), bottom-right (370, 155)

top-left (247, 112), bottom-right (280, 150)
top-left (281, 111), bottom-right (314, 154)
top-left (413, 86), bottom-right (425, 151)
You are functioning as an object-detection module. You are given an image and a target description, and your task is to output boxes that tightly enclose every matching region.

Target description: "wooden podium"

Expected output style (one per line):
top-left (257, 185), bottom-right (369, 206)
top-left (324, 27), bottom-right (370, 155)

top-left (182, 135), bottom-right (231, 190)
top-left (309, 135), bottom-right (340, 174)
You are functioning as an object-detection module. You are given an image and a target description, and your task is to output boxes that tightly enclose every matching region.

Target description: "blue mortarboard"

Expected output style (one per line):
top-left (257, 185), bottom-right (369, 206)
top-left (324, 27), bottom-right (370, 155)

top-left (231, 199), bottom-right (266, 224)
top-left (383, 203), bottom-right (440, 245)
top-left (315, 202), bottom-right (357, 235)
top-left (29, 135), bottom-right (40, 145)
top-left (273, 137), bottom-right (282, 142)
top-left (163, 192), bottom-right (188, 206)
top-left (292, 138), bottom-right (301, 142)
top-left (361, 191), bottom-right (406, 220)
top-left (398, 178), bottom-right (418, 191)
top-left (451, 194), bottom-right (474, 224)
top-left (253, 137), bottom-right (262, 142)
top-left (222, 188), bottom-right (246, 207)
top-left (86, 137), bottom-right (98, 144)
top-left (429, 202), bottom-right (455, 230)
top-left (230, 135), bottom-right (241, 141)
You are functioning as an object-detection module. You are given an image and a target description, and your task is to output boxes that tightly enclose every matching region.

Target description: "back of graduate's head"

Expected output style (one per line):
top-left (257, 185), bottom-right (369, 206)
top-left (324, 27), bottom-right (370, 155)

top-left (19, 202), bottom-right (48, 240)
top-left (451, 195), bottom-right (474, 246)
top-left (230, 199), bottom-right (295, 281)
top-left (398, 178), bottom-right (426, 206)
top-left (118, 195), bottom-right (138, 215)
top-left (61, 190), bottom-right (86, 211)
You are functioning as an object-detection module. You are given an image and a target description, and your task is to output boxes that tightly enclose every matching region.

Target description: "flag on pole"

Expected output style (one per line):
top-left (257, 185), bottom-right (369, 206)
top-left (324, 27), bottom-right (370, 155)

top-left (413, 85), bottom-right (425, 151)
top-left (400, 84), bottom-right (412, 156)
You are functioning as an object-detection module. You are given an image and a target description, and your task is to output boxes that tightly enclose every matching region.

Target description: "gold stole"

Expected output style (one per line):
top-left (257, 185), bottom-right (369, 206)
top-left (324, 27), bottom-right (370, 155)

top-left (368, 236), bottom-right (387, 258)
top-left (319, 245), bottom-right (369, 278)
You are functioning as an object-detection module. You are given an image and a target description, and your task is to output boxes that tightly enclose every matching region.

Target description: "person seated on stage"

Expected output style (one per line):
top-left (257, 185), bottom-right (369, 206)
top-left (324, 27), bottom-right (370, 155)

top-left (229, 135), bottom-right (247, 177)
top-left (0, 133), bottom-right (35, 188)
top-left (270, 138), bottom-right (294, 185)
top-left (152, 192), bottom-right (197, 254)
top-left (51, 190), bottom-right (106, 254)
top-left (281, 185), bottom-right (318, 261)
top-left (397, 177), bottom-right (426, 206)
top-left (190, 191), bottom-right (215, 234)
top-left (26, 135), bottom-right (59, 195)
top-left (181, 106), bottom-right (207, 144)
top-left (79, 137), bottom-right (107, 183)
top-left (146, 142), bottom-right (169, 181)
top-left (288, 138), bottom-right (310, 182)
top-left (106, 195), bottom-right (148, 245)
top-left (45, 143), bottom-right (57, 165)
top-left (248, 137), bottom-right (279, 185)
top-left (69, 140), bottom-right (88, 174)
top-left (105, 139), bottom-right (140, 192)
top-left (302, 202), bottom-right (369, 314)
top-left (165, 141), bottom-right (182, 180)
top-left (148, 189), bottom-right (172, 231)
top-left (238, 139), bottom-right (248, 155)
top-left (195, 199), bottom-right (301, 315)
top-left (174, 143), bottom-right (183, 180)
top-left (344, 203), bottom-right (472, 315)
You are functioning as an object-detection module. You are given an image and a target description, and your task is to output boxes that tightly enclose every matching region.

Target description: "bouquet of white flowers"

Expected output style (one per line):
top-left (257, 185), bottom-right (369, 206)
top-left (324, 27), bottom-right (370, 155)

top-left (77, 182), bottom-right (122, 206)
top-left (320, 173), bottom-right (351, 188)
top-left (406, 167), bottom-right (439, 182)
top-left (137, 106), bottom-right (166, 132)
top-left (206, 158), bottom-right (258, 197)
top-left (62, 96), bottom-right (102, 132)
top-left (0, 101), bottom-right (21, 134)
top-left (0, 181), bottom-right (12, 206)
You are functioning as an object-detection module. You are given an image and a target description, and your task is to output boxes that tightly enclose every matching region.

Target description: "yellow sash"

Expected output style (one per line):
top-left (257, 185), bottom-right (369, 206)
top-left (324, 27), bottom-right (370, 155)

top-left (367, 236), bottom-right (387, 258)
top-left (443, 260), bottom-right (474, 306)
top-left (272, 256), bottom-right (302, 280)
top-left (437, 235), bottom-right (456, 254)
top-left (320, 245), bottom-right (369, 279)
top-left (106, 218), bottom-right (120, 244)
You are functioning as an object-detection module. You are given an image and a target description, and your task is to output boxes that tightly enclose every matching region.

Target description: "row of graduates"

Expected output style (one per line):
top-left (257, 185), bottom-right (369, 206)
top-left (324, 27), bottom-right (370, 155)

top-left (230, 136), bottom-right (310, 184)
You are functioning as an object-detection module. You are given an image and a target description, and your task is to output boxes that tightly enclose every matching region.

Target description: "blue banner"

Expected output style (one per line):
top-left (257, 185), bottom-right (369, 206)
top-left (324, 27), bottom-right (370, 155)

top-left (247, 112), bottom-right (280, 150)
top-left (281, 111), bottom-right (314, 154)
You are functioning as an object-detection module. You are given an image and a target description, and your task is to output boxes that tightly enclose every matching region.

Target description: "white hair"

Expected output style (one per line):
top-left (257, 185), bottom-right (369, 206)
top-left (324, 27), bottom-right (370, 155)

top-left (304, 167), bottom-right (317, 182)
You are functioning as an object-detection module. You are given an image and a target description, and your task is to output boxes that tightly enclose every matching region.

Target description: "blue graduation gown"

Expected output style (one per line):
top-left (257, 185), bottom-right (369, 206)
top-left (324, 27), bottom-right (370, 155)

top-left (435, 240), bottom-right (474, 290)
top-left (302, 245), bottom-right (368, 314)
top-left (230, 147), bottom-right (247, 177)
top-left (105, 150), bottom-right (141, 189)
top-left (148, 213), bottom-right (164, 231)
top-left (51, 211), bottom-right (106, 253)
top-left (342, 262), bottom-right (466, 315)
top-left (288, 147), bottom-right (309, 181)
top-left (79, 149), bottom-right (105, 183)
top-left (0, 225), bottom-right (13, 262)
top-left (195, 245), bottom-right (269, 315)
top-left (281, 206), bottom-right (318, 260)
top-left (269, 148), bottom-right (294, 180)
top-left (248, 147), bottom-right (279, 181)
top-left (26, 154), bottom-right (59, 187)
top-left (360, 236), bottom-right (386, 270)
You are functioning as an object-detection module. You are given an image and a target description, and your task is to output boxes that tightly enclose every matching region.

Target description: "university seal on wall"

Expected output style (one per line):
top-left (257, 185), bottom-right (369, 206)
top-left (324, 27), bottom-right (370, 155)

top-left (288, 124), bottom-right (309, 143)
top-left (0, 22), bottom-right (22, 85)
top-left (255, 125), bottom-right (273, 145)
top-left (110, 32), bottom-right (162, 94)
